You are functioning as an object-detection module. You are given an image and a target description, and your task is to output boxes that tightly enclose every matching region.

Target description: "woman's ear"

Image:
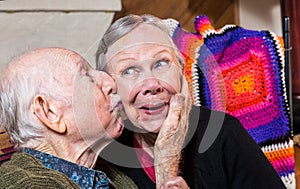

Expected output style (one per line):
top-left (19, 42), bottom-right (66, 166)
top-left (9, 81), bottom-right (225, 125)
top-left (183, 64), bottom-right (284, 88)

top-left (33, 95), bottom-right (67, 134)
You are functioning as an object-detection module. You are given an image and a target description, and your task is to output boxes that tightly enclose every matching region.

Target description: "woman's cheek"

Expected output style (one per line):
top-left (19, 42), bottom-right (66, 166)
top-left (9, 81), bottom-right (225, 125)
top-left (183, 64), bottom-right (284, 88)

top-left (117, 82), bottom-right (133, 102)
top-left (162, 76), bottom-right (182, 93)
top-left (161, 69), bottom-right (182, 92)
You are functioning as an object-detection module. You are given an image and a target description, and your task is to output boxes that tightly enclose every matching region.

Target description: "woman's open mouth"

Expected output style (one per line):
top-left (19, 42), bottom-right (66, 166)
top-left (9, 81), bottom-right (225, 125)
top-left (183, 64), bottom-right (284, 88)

top-left (140, 102), bottom-right (167, 115)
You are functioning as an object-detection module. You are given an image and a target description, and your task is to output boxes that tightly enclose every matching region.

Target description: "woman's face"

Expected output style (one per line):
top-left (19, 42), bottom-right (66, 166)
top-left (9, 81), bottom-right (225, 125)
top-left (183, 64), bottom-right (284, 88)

top-left (107, 42), bottom-right (183, 133)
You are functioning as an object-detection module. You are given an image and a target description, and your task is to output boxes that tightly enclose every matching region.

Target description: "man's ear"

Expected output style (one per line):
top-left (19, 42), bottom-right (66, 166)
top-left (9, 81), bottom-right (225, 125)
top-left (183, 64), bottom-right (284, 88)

top-left (33, 95), bottom-right (67, 134)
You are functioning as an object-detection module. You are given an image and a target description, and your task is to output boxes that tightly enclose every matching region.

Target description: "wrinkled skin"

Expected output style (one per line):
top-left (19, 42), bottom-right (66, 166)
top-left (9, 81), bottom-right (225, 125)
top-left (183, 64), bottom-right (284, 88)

top-left (154, 94), bottom-right (189, 189)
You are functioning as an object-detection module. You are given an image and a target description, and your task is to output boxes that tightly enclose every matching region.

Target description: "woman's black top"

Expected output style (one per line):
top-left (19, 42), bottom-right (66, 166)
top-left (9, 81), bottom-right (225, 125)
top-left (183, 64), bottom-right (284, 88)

top-left (99, 107), bottom-right (286, 189)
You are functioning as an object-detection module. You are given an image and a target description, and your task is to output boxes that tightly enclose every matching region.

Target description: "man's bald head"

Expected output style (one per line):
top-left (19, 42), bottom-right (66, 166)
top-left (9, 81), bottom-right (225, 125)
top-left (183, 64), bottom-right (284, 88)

top-left (2, 47), bottom-right (83, 89)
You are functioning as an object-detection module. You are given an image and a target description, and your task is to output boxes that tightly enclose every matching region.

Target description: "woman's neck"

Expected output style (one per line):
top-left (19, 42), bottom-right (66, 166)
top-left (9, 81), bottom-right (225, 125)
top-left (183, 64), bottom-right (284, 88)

top-left (134, 132), bottom-right (158, 158)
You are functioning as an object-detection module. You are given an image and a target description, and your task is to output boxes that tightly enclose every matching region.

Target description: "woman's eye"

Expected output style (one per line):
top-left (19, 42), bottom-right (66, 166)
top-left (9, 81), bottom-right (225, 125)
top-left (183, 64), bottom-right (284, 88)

top-left (153, 59), bottom-right (170, 70)
top-left (121, 67), bottom-right (140, 78)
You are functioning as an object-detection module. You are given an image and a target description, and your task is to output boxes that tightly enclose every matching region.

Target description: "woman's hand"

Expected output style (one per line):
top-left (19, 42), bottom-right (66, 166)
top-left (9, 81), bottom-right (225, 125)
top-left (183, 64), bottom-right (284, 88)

top-left (160, 176), bottom-right (190, 189)
top-left (156, 94), bottom-right (184, 146)
top-left (154, 94), bottom-right (187, 189)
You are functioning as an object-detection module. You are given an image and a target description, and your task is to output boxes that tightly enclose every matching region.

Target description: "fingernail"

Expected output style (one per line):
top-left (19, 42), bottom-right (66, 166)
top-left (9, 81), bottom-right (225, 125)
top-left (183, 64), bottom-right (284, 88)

top-left (171, 94), bottom-right (185, 109)
top-left (179, 95), bottom-right (185, 104)
top-left (176, 94), bottom-right (185, 105)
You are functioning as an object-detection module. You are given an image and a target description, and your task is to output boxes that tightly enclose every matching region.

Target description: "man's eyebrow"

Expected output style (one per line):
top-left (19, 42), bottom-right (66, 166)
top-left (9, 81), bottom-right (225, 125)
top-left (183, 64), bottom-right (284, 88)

top-left (78, 65), bottom-right (88, 76)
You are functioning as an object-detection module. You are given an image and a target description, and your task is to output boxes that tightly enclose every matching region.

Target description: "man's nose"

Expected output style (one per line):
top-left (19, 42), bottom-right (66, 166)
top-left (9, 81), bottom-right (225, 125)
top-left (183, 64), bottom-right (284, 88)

top-left (98, 71), bottom-right (117, 95)
top-left (141, 78), bottom-right (163, 95)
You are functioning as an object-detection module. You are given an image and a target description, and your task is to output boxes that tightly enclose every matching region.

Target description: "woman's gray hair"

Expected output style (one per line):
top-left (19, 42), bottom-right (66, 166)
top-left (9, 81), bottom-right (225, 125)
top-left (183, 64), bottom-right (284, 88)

top-left (95, 14), bottom-right (184, 71)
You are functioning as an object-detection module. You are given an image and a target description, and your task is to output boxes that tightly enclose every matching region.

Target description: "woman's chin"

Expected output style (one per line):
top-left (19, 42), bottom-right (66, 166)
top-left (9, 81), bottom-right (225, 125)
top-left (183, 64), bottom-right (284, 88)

top-left (140, 120), bottom-right (164, 134)
top-left (146, 127), bottom-right (161, 134)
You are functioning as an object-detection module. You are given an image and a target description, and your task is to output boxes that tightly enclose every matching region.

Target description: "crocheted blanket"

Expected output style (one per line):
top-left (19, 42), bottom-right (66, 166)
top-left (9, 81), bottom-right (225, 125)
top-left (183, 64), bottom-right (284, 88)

top-left (164, 15), bottom-right (295, 189)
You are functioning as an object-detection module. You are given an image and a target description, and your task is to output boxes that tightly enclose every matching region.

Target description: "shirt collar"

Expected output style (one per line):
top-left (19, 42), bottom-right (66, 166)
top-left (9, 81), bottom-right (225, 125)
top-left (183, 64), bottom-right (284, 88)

top-left (23, 148), bottom-right (110, 189)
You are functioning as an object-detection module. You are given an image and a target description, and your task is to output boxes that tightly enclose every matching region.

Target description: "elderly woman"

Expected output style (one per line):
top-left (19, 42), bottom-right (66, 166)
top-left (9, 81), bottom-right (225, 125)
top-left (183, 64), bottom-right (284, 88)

top-left (96, 14), bottom-right (286, 189)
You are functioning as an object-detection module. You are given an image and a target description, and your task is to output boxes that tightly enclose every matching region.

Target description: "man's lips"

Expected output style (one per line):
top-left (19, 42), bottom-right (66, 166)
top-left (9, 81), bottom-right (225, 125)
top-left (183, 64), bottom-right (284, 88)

top-left (110, 94), bottom-right (123, 111)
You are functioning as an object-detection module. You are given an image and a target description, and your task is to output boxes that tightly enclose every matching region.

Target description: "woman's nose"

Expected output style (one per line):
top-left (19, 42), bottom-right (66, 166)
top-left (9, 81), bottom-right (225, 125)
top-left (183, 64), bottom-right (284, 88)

top-left (98, 71), bottom-right (117, 95)
top-left (141, 78), bottom-right (163, 95)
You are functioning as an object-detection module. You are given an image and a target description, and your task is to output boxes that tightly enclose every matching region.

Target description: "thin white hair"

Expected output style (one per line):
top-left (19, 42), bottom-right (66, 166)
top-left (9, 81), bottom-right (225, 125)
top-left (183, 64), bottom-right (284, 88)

top-left (0, 72), bottom-right (43, 150)
top-left (0, 59), bottom-right (71, 150)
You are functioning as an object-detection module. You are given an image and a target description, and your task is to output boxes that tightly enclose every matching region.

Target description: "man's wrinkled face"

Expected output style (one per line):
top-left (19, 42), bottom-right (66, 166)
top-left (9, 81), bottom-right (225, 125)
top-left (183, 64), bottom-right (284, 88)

top-left (106, 27), bottom-right (183, 133)
top-left (72, 59), bottom-right (124, 143)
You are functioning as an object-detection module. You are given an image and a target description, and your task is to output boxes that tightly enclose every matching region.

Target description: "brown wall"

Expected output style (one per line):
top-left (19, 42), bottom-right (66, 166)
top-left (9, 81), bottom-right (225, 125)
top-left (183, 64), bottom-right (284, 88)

top-left (281, 0), bottom-right (300, 97)
top-left (113, 0), bottom-right (239, 32)
top-left (281, 0), bottom-right (300, 136)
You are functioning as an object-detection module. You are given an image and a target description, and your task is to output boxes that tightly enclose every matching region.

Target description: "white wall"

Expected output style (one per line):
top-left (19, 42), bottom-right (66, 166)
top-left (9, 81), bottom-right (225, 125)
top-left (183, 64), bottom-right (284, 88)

top-left (239, 0), bottom-right (282, 36)
top-left (0, 0), bottom-right (121, 72)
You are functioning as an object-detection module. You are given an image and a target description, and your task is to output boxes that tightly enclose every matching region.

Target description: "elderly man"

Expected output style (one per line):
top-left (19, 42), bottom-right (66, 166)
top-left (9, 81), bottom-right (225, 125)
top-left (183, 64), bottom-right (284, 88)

top-left (0, 47), bottom-right (134, 188)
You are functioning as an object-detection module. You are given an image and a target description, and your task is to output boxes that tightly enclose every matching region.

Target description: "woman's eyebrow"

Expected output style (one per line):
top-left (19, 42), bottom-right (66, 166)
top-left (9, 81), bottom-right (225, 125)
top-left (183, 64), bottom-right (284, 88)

top-left (153, 49), bottom-right (173, 57)
top-left (109, 55), bottom-right (135, 65)
top-left (111, 57), bottom-right (137, 72)
top-left (115, 58), bottom-right (137, 66)
top-left (114, 51), bottom-right (139, 60)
